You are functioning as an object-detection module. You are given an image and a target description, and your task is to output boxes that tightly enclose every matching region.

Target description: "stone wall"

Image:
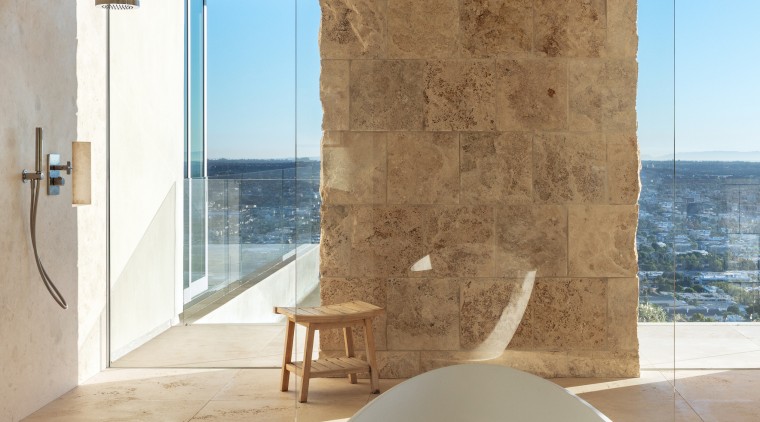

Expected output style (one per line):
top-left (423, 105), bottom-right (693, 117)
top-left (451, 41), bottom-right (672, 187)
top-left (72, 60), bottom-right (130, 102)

top-left (319, 0), bottom-right (639, 378)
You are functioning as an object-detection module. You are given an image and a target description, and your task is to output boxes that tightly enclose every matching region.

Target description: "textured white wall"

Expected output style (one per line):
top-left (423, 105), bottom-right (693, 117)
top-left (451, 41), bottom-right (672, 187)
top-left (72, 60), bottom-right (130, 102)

top-left (0, 1), bottom-right (79, 420)
top-left (75, 0), bottom-right (108, 383)
top-left (107, 0), bottom-right (185, 357)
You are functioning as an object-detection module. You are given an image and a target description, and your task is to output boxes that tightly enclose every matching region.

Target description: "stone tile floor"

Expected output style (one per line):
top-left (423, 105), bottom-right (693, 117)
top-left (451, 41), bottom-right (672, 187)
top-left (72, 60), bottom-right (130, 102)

top-left (24, 325), bottom-right (760, 421)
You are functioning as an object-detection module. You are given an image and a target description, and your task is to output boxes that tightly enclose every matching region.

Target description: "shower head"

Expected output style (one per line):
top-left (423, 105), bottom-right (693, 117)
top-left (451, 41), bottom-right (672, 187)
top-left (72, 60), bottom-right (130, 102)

top-left (96, 0), bottom-right (140, 10)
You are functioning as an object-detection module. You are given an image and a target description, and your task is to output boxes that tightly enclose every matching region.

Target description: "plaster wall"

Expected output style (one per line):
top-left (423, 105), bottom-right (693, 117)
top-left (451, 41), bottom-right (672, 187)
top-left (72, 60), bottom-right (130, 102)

top-left (75, 0), bottom-right (108, 383)
top-left (319, 0), bottom-right (640, 377)
top-left (107, 0), bottom-right (185, 358)
top-left (0, 1), bottom-right (79, 419)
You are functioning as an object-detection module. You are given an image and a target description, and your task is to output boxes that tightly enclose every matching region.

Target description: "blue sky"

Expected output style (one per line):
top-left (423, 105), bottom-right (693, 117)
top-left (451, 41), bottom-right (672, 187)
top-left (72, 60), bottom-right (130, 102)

top-left (207, 0), bottom-right (760, 160)
top-left (207, 0), bottom-right (321, 159)
top-left (640, 0), bottom-right (760, 159)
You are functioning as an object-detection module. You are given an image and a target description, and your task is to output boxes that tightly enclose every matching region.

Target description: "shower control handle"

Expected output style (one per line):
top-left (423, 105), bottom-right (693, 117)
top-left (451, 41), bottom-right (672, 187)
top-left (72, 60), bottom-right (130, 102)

top-left (50, 161), bottom-right (73, 175)
top-left (50, 177), bottom-right (65, 186)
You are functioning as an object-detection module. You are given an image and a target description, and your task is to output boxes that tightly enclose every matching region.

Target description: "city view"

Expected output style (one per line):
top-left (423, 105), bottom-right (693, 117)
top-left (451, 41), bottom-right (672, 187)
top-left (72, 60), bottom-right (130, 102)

top-left (204, 158), bottom-right (760, 324)
top-left (638, 160), bottom-right (760, 322)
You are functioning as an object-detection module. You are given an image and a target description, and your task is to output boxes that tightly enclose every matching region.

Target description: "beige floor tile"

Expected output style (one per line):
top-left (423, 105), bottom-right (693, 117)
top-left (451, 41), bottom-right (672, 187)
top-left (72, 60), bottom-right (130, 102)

top-left (190, 400), bottom-right (296, 422)
top-left (69, 368), bottom-right (237, 402)
top-left (24, 399), bottom-right (208, 422)
top-left (666, 370), bottom-right (760, 403)
top-left (114, 324), bottom-right (319, 368)
top-left (686, 400), bottom-right (760, 422)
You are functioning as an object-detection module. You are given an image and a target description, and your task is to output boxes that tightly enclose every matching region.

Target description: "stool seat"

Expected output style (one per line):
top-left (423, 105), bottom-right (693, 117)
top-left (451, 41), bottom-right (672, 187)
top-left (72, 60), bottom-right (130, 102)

top-left (275, 301), bottom-right (384, 323)
top-left (275, 300), bottom-right (385, 403)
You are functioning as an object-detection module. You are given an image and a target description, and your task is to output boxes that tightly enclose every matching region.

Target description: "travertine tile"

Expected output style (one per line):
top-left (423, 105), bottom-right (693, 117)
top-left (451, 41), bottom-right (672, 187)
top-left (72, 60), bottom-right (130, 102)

top-left (387, 132), bottom-right (459, 204)
top-left (377, 351), bottom-right (421, 378)
top-left (424, 60), bottom-right (497, 131)
top-left (518, 279), bottom-right (608, 350)
top-left (459, 0), bottom-right (532, 58)
top-left (349, 206), bottom-right (426, 277)
top-left (496, 59), bottom-right (567, 131)
top-left (422, 206), bottom-right (495, 277)
top-left (387, 278), bottom-right (459, 350)
top-left (319, 0), bottom-right (386, 59)
top-left (602, 60), bottom-right (641, 130)
top-left (495, 205), bottom-right (567, 277)
top-left (25, 400), bottom-right (210, 422)
top-left (320, 205), bottom-right (351, 277)
top-left (321, 132), bottom-right (387, 205)
top-left (320, 60), bottom-right (350, 130)
top-left (419, 350), bottom-right (504, 373)
top-left (569, 59), bottom-right (638, 132)
top-left (460, 132), bottom-right (532, 205)
top-left (534, 0), bottom-right (606, 58)
top-left (387, 0), bottom-right (459, 59)
top-left (533, 133), bottom-right (606, 204)
top-left (607, 132), bottom-right (640, 205)
top-left (350, 60), bottom-right (425, 130)
top-left (606, 0), bottom-right (638, 58)
top-left (568, 205), bottom-right (639, 277)
top-left (319, 277), bottom-right (388, 351)
top-left (607, 277), bottom-right (639, 352)
top-left (460, 279), bottom-right (520, 350)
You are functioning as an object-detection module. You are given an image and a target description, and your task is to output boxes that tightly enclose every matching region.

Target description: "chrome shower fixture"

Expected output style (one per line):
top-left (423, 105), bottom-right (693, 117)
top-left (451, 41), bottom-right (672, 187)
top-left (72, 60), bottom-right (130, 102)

top-left (96, 0), bottom-right (140, 10)
top-left (21, 128), bottom-right (69, 310)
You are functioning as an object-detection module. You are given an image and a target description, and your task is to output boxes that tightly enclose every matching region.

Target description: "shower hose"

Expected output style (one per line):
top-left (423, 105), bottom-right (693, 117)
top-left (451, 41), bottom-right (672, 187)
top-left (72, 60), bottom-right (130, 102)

top-left (29, 178), bottom-right (68, 309)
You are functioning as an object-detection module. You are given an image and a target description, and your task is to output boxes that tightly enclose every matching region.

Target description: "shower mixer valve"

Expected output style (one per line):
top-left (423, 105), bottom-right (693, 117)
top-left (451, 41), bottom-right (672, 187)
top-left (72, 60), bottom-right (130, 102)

top-left (21, 128), bottom-right (73, 196)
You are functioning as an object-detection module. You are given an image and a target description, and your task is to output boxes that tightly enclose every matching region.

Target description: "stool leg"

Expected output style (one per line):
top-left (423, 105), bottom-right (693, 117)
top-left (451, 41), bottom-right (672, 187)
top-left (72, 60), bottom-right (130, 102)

top-left (280, 319), bottom-right (295, 392)
top-left (343, 327), bottom-right (358, 384)
top-left (299, 324), bottom-right (316, 403)
top-left (363, 318), bottom-right (380, 394)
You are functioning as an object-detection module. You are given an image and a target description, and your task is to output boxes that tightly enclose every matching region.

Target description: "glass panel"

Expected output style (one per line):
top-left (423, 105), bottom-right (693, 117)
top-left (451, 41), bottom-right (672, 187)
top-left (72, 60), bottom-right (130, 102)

top-left (636, 0), bottom-right (678, 419)
top-left (674, 0), bottom-right (760, 378)
top-left (188, 0), bottom-right (205, 178)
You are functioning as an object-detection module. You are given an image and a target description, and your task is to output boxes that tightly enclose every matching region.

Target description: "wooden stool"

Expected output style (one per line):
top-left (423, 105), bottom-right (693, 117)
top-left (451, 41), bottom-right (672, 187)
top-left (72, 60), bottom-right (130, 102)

top-left (275, 300), bottom-right (385, 403)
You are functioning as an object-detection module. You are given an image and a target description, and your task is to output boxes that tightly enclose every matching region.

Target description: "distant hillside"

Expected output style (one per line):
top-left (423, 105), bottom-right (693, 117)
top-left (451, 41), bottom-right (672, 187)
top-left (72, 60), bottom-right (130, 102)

top-left (642, 151), bottom-right (760, 162)
top-left (208, 158), bottom-right (320, 179)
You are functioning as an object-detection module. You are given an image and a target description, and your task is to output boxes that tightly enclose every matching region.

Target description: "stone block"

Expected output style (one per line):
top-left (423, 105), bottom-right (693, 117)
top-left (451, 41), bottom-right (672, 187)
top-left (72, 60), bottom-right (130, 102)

top-left (422, 206), bottom-right (495, 278)
top-left (534, 0), bottom-right (606, 58)
top-left (387, 132), bottom-right (459, 205)
top-left (419, 350), bottom-right (501, 373)
top-left (388, 0), bottom-right (459, 58)
top-left (350, 60), bottom-right (425, 130)
top-left (496, 59), bottom-right (567, 131)
top-left (459, 0), bottom-right (532, 58)
top-left (517, 279), bottom-right (608, 350)
top-left (377, 351), bottom-right (422, 378)
top-left (533, 133), bottom-right (606, 204)
top-left (387, 278), bottom-right (459, 350)
top-left (320, 277), bottom-right (388, 351)
top-left (496, 205), bottom-right (567, 277)
top-left (350, 206), bottom-right (426, 277)
top-left (460, 279), bottom-right (523, 350)
top-left (606, 0), bottom-right (638, 58)
top-left (320, 60), bottom-right (350, 130)
top-left (321, 132), bottom-right (387, 205)
top-left (320, 205), bottom-right (352, 277)
top-left (569, 59), bottom-right (637, 132)
top-left (568, 205), bottom-right (639, 277)
top-left (460, 132), bottom-right (532, 205)
top-left (319, 0), bottom-right (386, 59)
top-left (607, 132), bottom-right (640, 205)
top-left (607, 277), bottom-right (639, 352)
top-left (424, 60), bottom-right (497, 131)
